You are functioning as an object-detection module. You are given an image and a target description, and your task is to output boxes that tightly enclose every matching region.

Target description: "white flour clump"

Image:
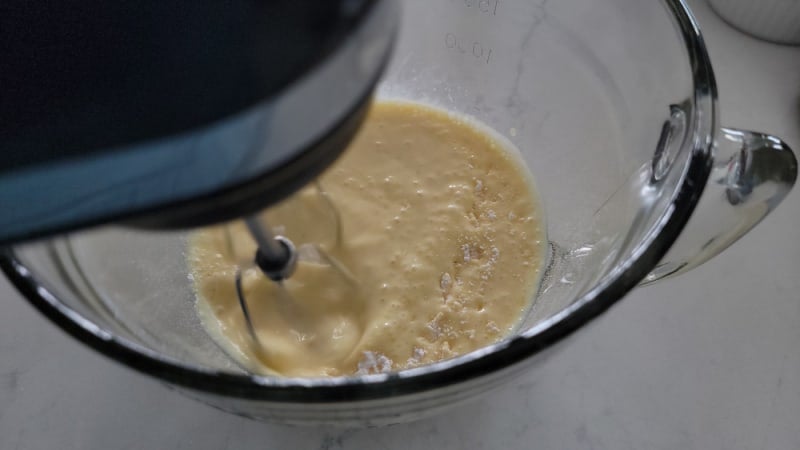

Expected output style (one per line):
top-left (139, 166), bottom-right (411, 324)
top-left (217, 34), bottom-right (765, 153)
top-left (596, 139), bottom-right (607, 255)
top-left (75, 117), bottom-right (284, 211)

top-left (462, 244), bottom-right (472, 263)
top-left (356, 351), bottom-right (393, 375)
top-left (440, 272), bottom-right (452, 294)
top-left (406, 347), bottom-right (427, 367)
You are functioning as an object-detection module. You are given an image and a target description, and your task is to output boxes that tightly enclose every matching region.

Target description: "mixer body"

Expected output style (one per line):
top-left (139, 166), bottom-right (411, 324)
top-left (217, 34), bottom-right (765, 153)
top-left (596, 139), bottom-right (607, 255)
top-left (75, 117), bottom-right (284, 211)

top-left (0, 0), bottom-right (397, 244)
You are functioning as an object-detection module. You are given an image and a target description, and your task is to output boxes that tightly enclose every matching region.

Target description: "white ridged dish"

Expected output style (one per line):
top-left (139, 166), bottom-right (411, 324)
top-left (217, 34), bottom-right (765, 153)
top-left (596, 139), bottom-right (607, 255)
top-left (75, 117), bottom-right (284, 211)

top-left (709, 0), bottom-right (800, 44)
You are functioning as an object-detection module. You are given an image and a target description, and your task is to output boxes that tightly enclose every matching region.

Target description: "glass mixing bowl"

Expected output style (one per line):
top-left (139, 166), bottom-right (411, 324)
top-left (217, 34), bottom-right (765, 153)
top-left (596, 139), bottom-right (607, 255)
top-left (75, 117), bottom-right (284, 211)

top-left (2, 0), bottom-right (796, 426)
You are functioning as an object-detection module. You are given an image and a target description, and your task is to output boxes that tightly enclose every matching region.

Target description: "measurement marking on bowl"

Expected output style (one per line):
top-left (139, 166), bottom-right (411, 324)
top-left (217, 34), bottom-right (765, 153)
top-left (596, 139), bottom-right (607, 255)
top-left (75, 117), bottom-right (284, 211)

top-left (444, 32), bottom-right (493, 64)
top-left (448, 0), bottom-right (500, 16)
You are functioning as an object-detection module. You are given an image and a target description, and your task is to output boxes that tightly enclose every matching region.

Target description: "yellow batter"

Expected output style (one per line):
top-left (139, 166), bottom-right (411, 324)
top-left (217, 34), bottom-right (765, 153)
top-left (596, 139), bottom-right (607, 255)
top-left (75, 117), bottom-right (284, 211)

top-left (188, 100), bottom-right (545, 377)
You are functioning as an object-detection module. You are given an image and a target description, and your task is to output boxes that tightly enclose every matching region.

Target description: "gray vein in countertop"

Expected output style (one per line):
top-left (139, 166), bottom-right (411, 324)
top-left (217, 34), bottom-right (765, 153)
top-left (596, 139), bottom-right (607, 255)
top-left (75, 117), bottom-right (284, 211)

top-left (506, 0), bottom-right (548, 121)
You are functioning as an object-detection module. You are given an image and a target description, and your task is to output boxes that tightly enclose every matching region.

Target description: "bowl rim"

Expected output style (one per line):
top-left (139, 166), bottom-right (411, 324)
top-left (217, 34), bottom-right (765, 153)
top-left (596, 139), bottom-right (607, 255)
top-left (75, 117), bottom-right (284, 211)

top-left (0, 0), bottom-right (717, 403)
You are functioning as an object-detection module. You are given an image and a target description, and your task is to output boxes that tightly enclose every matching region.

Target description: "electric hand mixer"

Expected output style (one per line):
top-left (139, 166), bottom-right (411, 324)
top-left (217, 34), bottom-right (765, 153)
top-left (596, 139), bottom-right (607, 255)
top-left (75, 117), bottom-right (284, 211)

top-left (1, 0), bottom-right (397, 354)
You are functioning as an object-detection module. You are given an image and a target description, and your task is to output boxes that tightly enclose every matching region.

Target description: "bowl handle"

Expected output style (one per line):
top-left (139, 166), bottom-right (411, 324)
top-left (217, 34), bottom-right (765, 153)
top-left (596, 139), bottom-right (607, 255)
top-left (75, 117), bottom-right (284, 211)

top-left (641, 127), bottom-right (797, 284)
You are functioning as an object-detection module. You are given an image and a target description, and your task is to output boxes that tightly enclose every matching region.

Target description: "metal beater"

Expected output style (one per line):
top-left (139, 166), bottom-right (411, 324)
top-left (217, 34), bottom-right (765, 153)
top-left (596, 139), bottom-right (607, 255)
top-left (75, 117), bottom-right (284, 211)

top-left (227, 183), bottom-right (358, 356)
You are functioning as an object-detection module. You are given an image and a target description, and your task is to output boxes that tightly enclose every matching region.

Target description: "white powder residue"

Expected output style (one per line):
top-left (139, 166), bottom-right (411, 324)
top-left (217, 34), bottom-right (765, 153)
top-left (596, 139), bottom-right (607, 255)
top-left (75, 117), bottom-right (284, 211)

top-left (491, 246), bottom-right (500, 262)
top-left (356, 351), bottom-right (393, 375)
top-left (462, 244), bottom-right (472, 263)
top-left (474, 179), bottom-right (483, 193)
top-left (406, 347), bottom-right (427, 367)
top-left (427, 312), bottom-right (444, 340)
top-left (440, 272), bottom-right (452, 293)
top-left (487, 321), bottom-right (500, 334)
top-left (508, 211), bottom-right (516, 220)
top-left (478, 246), bottom-right (501, 282)
top-left (487, 210), bottom-right (497, 221)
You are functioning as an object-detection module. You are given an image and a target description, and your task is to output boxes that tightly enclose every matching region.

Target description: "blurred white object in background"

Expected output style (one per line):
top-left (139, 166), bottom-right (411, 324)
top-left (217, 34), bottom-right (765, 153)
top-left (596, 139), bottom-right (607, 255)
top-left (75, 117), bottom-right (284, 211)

top-left (708, 0), bottom-right (800, 44)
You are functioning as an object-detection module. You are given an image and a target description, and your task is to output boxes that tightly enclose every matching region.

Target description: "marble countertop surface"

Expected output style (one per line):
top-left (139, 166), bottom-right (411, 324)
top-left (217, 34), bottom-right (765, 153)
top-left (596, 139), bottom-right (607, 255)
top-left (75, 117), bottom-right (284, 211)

top-left (1, 1), bottom-right (798, 449)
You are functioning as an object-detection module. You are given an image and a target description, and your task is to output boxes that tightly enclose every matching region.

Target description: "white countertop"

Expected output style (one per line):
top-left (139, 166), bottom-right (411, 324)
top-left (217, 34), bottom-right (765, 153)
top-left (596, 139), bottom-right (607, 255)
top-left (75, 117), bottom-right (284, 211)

top-left (1, 1), bottom-right (798, 449)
